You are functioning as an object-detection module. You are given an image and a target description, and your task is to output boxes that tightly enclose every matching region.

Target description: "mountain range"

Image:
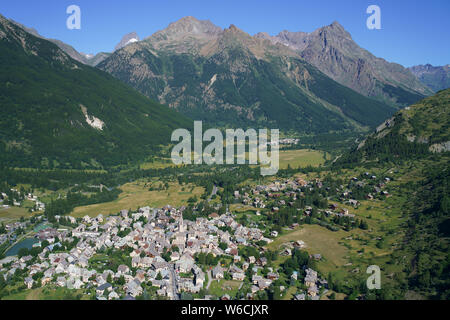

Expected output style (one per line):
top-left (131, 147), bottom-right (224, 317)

top-left (409, 64), bottom-right (450, 93)
top-left (7, 16), bottom-right (441, 129)
top-left (31, 17), bottom-right (434, 108)
top-left (255, 22), bottom-right (433, 106)
top-left (1, 14), bottom-right (447, 169)
top-left (97, 17), bottom-right (397, 132)
top-left (0, 14), bottom-right (189, 169)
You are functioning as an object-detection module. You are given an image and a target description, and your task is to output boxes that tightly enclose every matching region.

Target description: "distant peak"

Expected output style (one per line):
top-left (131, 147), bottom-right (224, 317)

top-left (226, 24), bottom-right (245, 34)
top-left (330, 21), bottom-right (343, 27)
top-left (254, 32), bottom-right (271, 39)
top-left (324, 21), bottom-right (346, 32)
top-left (161, 16), bottom-right (222, 37)
top-left (80, 52), bottom-right (94, 59)
top-left (179, 16), bottom-right (200, 22)
top-left (318, 20), bottom-right (352, 39)
top-left (115, 32), bottom-right (140, 51)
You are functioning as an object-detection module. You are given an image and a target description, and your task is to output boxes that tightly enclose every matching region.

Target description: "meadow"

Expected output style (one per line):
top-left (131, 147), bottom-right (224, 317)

top-left (71, 181), bottom-right (204, 218)
top-left (278, 149), bottom-right (329, 169)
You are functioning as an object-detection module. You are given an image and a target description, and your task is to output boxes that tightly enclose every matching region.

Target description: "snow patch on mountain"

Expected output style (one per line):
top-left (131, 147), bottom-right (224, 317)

top-left (115, 32), bottom-right (140, 51)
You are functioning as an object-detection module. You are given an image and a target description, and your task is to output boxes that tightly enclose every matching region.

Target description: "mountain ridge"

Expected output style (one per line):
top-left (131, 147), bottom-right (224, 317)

top-left (7, 14), bottom-right (433, 106)
top-left (409, 64), bottom-right (450, 92)
top-left (256, 21), bottom-right (432, 106)
top-left (336, 88), bottom-right (450, 165)
top-left (98, 16), bottom-right (396, 134)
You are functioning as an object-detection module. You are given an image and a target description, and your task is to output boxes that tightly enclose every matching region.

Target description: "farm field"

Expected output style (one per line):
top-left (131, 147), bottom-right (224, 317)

top-left (278, 149), bottom-right (329, 169)
top-left (0, 206), bottom-right (33, 223)
top-left (139, 157), bottom-right (179, 170)
top-left (71, 181), bottom-right (204, 218)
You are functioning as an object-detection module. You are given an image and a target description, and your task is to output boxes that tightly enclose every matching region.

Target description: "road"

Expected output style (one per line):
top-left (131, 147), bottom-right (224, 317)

top-left (206, 269), bottom-right (213, 290)
top-left (207, 185), bottom-right (218, 202)
top-left (169, 264), bottom-right (180, 300)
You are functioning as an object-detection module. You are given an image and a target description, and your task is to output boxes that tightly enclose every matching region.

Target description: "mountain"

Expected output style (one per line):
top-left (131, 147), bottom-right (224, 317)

top-left (7, 17), bottom-right (109, 67)
top-left (115, 32), bottom-right (140, 51)
top-left (409, 64), bottom-right (450, 92)
top-left (98, 17), bottom-right (395, 133)
top-left (337, 88), bottom-right (450, 165)
top-left (255, 22), bottom-right (433, 106)
top-left (44, 40), bottom-right (110, 67)
top-left (0, 14), bottom-right (190, 169)
top-left (84, 52), bottom-right (111, 67)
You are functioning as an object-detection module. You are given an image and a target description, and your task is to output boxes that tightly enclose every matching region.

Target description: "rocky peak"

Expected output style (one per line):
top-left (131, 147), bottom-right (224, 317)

top-left (115, 32), bottom-right (140, 51)
top-left (162, 16), bottom-right (222, 38)
top-left (312, 21), bottom-right (352, 41)
top-left (254, 32), bottom-right (271, 40)
top-left (222, 24), bottom-right (251, 39)
top-left (227, 24), bottom-right (240, 33)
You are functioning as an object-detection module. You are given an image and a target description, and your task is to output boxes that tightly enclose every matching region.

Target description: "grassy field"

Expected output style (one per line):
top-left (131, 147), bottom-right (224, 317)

top-left (267, 224), bottom-right (350, 274)
top-left (229, 204), bottom-right (259, 213)
top-left (282, 286), bottom-right (298, 300)
top-left (208, 279), bottom-right (242, 298)
top-left (278, 149), bottom-right (329, 169)
top-left (71, 181), bottom-right (204, 218)
top-left (139, 157), bottom-right (179, 170)
top-left (2, 287), bottom-right (89, 300)
top-left (0, 206), bottom-right (34, 223)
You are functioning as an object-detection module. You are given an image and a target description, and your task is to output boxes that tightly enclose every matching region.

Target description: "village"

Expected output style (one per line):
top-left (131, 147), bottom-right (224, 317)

top-left (0, 171), bottom-right (393, 300)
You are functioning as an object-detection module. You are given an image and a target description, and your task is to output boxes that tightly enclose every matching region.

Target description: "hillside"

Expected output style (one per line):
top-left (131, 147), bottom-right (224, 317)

top-left (256, 22), bottom-right (432, 106)
top-left (336, 88), bottom-right (450, 165)
top-left (0, 14), bottom-right (190, 169)
top-left (331, 89), bottom-right (449, 299)
top-left (98, 17), bottom-right (396, 133)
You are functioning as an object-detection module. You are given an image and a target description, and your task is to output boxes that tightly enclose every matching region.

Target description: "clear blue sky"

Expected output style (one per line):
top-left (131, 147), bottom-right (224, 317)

top-left (1, 0), bottom-right (449, 67)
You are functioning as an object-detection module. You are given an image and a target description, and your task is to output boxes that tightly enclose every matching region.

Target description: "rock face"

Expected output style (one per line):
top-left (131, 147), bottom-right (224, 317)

top-left (409, 64), bottom-right (450, 93)
top-left (115, 32), bottom-right (140, 51)
top-left (98, 16), bottom-right (396, 133)
top-left (256, 21), bottom-right (433, 106)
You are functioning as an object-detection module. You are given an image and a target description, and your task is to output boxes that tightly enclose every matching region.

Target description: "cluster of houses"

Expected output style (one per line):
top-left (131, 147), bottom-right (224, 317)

top-left (350, 174), bottom-right (392, 199)
top-left (292, 268), bottom-right (328, 300)
top-left (0, 204), bottom-right (286, 300)
top-left (234, 178), bottom-right (358, 219)
top-left (234, 172), bottom-right (393, 223)
top-left (0, 220), bottom-right (31, 247)
top-left (0, 190), bottom-right (45, 211)
top-left (26, 193), bottom-right (46, 212)
top-left (0, 171), bottom-right (395, 300)
top-left (267, 138), bottom-right (299, 147)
